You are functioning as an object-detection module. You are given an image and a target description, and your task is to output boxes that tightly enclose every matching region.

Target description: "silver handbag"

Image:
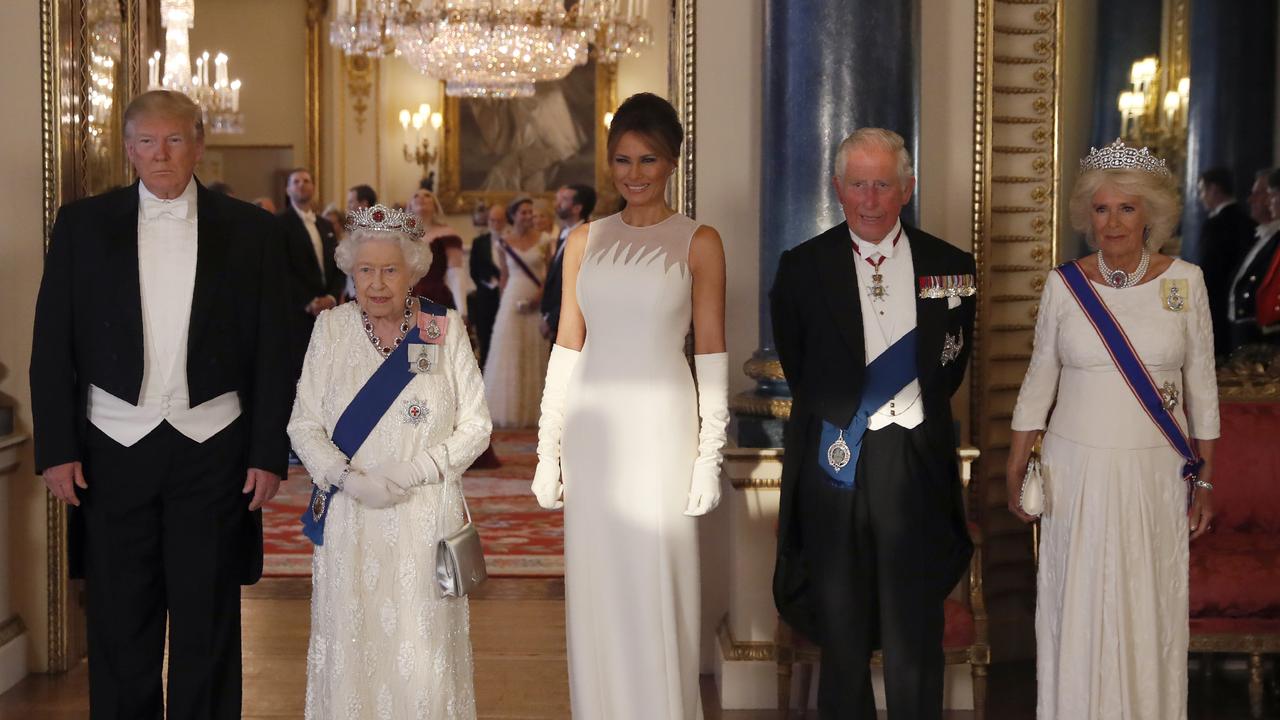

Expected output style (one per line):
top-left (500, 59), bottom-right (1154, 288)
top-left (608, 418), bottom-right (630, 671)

top-left (1020, 454), bottom-right (1044, 517)
top-left (435, 490), bottom-right (488, 597)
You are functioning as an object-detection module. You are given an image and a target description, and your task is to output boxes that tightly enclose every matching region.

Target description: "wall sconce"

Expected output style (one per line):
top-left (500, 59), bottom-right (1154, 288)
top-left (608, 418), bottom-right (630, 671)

top-left (400, 102), bottom-right (444, 177)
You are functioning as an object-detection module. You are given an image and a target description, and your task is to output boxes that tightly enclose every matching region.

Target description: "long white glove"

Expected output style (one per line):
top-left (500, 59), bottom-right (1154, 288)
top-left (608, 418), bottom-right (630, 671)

top-left (685, 352), bottom-right (730, 516)
top-left (445, 266), bottom-right (469, 321)
top-left (532, 344), bottom-right (580, 509)
top-left (340, 467), bottom-right (408, 509)
top-left (371, 456), bottom-right (442, 492)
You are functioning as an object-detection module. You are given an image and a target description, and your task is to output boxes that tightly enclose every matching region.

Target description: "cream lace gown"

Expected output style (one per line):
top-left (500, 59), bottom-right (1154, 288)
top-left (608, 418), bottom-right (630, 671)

top-left (1011, 259), bottom-right (1220, 720)
top-left (562, 212), bottom-right (703, 720)
top-left (484, 234), bottom-right (552, 427)
top-left (288, 302), bottom-right (492, 719)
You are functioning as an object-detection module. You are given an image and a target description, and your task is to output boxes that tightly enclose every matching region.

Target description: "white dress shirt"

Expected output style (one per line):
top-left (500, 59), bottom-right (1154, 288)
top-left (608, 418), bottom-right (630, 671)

top-left (849, 220), bottom-right (924, 431)
top-left (294, 204), bottom-right (326, 282)
top-left (87, 180), bottom-right (242, 446)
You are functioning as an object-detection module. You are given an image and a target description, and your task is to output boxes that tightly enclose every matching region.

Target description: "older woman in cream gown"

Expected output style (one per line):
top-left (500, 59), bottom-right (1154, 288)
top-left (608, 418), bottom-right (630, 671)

top-left (288, 204), bottom-right (491, 719)
top-left (1008, 141), bottom-right (1219, 720)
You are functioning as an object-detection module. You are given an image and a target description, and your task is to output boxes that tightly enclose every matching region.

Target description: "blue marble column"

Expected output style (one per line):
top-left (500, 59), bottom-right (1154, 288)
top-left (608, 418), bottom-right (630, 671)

top-left (739, 0), bottom-right (920, 447)
top-left (1181, 0), bottom-right (1276, 265)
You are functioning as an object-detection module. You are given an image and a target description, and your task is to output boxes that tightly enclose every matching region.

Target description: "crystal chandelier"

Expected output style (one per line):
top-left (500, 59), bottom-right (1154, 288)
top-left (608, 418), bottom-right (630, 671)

top-left (330, 0), bottom-right (652, 98)
top-left (147, 0), bottom-right (245, 134)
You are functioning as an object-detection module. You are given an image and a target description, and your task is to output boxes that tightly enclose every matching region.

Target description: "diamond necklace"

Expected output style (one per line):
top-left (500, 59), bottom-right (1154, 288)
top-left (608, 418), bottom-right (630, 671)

top-left (1096, 249), bottom-right (1151, 288)
top-left (363, 295), bottom-right (415, 357)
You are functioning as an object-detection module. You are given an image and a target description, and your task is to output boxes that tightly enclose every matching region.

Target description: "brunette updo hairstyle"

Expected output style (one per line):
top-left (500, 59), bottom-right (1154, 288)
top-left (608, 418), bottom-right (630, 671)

top-left (605, 92), bottom-right (684, 162)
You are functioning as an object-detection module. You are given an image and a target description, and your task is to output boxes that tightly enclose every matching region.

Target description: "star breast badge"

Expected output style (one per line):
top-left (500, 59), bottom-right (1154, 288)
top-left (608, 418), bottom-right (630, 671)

top-left (403, 398), bottom-right (430, 425)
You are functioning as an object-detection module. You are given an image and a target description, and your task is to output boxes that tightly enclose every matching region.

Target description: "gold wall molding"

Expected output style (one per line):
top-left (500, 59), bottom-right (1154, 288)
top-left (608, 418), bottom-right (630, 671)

top-left (306, 0), bottom-right (328, 196)
top-left (670, 0), bottom-right (696, 217)
top-left (344, 54), bottom-right (374, 135)
top-left (971, 0), bottom-right (1062, 661)
top-left (717, 615), bottom-right (775, 662)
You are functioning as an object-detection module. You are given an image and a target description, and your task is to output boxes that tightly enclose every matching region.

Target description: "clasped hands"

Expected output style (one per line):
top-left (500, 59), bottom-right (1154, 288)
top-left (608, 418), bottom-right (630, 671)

top-left (530, 461), bottom-right (721, 517)
top-left (341, 456), bottom-right (441, 509)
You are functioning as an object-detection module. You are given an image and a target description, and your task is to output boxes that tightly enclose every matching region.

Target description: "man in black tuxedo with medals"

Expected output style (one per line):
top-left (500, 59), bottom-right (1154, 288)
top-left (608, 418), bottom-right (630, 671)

top-left (30, 90), bottom-right (292, 718)
top-left (470, 204), bottom-right (507, 368)
top-left (540, 183), bottom-right (596, 342)
top-left (1228, 168), bottom-right (1280, 349)
top-left (1198, 167), bottom-right (1258, 357)
top-left (280, 167), bottom-right (344, 377)
top-left (770, 128), bottom-right (975, 719)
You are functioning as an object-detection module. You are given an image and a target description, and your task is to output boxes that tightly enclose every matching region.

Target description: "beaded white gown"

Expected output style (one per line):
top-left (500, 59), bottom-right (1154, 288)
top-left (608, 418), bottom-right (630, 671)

top-left (484, 234), bottom-right (552, 427)
top-left (562, 212), bottom-right (704, 720)
top-left (288, 302), bottom-right (492, 719)
top-left (1011, 259), bottom-right (1220, 720)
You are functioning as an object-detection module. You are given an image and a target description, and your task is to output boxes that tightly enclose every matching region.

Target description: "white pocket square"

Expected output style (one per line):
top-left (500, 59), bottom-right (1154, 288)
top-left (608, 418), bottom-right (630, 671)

top-left (947, 296), bottom-right (961, 310)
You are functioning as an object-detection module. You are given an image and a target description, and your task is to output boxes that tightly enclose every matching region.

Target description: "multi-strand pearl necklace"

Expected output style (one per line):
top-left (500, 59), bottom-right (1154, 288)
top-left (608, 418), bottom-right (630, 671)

top-left (1096, 249), bottom-right (1151, 289)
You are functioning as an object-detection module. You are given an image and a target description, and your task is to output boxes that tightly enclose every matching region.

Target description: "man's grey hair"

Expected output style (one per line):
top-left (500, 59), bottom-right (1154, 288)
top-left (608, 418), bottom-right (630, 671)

top-left (832, 128), bottom-right (914, 189)
top-left (334, 228), bottom-right (433, 285)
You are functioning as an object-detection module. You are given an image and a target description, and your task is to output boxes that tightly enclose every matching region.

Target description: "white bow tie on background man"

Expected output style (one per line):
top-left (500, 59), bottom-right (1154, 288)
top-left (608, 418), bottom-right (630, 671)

top-left (141, 196), bottom-right (191, 221)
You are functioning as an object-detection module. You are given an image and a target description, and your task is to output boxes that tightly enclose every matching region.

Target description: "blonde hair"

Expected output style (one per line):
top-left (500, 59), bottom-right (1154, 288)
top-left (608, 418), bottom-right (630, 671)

top-left (123, 90), bottom-right (204, 141)
top-left (833, 128), bottom-right (914, 189)
top-left (334, 229), bottom-right (433, 285)
top-left (1068, 168), bottom-right (1181, 250)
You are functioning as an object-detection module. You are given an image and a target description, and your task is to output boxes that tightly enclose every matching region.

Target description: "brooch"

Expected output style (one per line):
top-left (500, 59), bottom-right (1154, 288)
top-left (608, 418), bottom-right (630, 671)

top-left (1159, 381), bottom-right (1180, 411)
top-left (941, 331), bottom-right (964, 366)
top-left (918, 274), bottom-right (977, 299)
top-left (311, 488), bottom-right (327, 522)
top-left (1160, 279), bottom-right (1188, 312)
top-left (418, 312), bottom-right (449, 344)
top-left (403, 398), bottom-right (430, 425)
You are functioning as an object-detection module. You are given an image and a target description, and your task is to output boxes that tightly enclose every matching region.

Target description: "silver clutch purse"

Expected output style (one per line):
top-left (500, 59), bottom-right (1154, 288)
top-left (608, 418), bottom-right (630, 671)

top-left (436, 491), bottom-right (488, 597)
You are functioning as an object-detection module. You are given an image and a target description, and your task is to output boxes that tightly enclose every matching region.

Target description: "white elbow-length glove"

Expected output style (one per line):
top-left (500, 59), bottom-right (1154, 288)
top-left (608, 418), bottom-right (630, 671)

top-left (532, 344), bottom-right (580, 509)
top-left (445, 266), bottom-right (469, 320)
top-left (685, 352), bottom-right (730, 517)
top-left (371, 455), bottom-right (443, 492)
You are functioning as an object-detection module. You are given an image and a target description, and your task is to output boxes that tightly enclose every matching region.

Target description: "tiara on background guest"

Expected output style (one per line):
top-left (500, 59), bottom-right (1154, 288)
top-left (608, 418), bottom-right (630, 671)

top-left (1079, 138), bottom-right (1171, 177)
top-left (345, 203), bottom-right (426, 239)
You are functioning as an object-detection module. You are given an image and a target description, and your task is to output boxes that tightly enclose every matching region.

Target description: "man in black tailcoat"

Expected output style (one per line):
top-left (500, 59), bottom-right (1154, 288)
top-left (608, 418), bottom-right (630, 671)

top-left (279, 167), bottom-right (344, 376)
top-left (30, 90), bottom-right (292, 718)
top-left (770, 128), bottom-right (975, 720)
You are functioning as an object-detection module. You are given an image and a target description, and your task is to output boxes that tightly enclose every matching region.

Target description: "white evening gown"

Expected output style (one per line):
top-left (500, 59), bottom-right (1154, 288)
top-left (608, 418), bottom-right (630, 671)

top-left (562, 212), bottom-right (704, 720)
top-left (288, 302), bottom-right (492, 719)
top-left (484, 234), bottom-right (552, 427)
top-left (1011, 259), bottom-right (1220, 720)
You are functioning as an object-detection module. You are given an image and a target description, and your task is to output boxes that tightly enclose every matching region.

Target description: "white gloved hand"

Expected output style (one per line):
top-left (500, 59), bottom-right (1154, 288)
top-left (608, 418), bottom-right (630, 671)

top-left (373, 456), bottom-right (441, 492)
top-left (531, 344), bottom-right (580, 510)
top-left (444, 267), bottom-right (469, 321)
top-left (685, 352), bottom-right (730, 517)
top-left (341, 468), bottom-right (408, 509)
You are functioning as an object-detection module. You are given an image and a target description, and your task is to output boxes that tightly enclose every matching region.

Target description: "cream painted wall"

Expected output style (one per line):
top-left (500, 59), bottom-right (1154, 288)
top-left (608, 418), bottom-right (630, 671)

top-left (0, 0), bottom-right (47, 675)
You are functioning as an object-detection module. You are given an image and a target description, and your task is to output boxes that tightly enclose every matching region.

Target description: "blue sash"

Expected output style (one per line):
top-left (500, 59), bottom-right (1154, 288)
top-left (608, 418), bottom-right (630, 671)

top-left (1055, 262), bottom-right (1203, 482)
top-left (818, 328), bottom-right (919, 488)
top-left (300, 299), bottom-right (446, 545)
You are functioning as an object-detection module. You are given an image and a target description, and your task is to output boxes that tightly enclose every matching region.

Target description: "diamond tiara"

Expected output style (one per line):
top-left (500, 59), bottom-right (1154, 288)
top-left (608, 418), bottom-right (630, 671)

top-left (345, 203), bottom-right (426, 239)
top-left (1079, 138), bottom-right (1171, 177)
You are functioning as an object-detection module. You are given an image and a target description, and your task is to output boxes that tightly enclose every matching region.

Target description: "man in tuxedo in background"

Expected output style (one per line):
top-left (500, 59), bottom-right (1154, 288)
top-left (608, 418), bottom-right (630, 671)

top-left (540, 183), bottom-right (596, 341)
top-left (770, 129), bottom-right (975, 719)
top-left (1229, 168), bottom-right (1280, 349)
top-left (1198, 167), bottom-right (1258, 357)
top-left (279, 168), bottom-right (344, 376)
top-left (1248, 169), bottom-right (1274, 225)
top-left (470, 204), bottom-right (507, 368)
top-left (347, 183), bottom-right (377, 214)
top-left (30, 90), bottom-right (292, 718)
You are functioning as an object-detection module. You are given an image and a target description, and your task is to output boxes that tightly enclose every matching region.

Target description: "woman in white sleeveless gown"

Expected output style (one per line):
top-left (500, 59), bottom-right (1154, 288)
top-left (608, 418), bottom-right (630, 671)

top-left (530, 93), bottom-right (731, 720)
top-left (1007, 143), bottom-right (1219, 720)
top-left (484, 197), bottom-right (552, 427)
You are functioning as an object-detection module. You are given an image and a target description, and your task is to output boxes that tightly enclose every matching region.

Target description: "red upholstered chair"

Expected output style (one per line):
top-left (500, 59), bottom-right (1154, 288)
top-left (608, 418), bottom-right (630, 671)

top-left (774, 449), bottom-right (989, 718)
top-left (1189, 359), bottom-right (1280, 719)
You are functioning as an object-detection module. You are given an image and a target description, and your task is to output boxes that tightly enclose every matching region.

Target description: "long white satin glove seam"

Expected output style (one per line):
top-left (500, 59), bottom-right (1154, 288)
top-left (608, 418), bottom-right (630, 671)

top-left (684, 352), bottom-right (729, 517)
top-left (532, 344), bottom-right (579, 510)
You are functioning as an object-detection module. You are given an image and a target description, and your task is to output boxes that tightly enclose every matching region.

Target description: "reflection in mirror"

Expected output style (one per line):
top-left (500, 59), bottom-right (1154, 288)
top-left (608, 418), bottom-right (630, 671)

top-left (85, 0), bottom-right (125, 194)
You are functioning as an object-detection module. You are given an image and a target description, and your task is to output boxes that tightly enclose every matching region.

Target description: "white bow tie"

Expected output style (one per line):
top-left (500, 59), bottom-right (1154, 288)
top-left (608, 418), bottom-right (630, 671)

top-left (142, 196), bottom-right (190, 221)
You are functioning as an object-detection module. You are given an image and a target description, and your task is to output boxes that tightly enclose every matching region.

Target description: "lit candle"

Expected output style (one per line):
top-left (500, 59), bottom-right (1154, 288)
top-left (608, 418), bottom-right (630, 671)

top-left (202, 51), bottom-right (210, 87)
top-left (418, 103), bottom-right (431, 120)
top-left (231, 79), bottom-right (241, 112)
top-left (1163, 90), bottom-right (1179, 126)
top-left (399, 109), bottom-right (411, 130)
top-left (216, 53), bottom-right (228, 88)
top-left (430, 111), bottom-right (442, 130)
top-left (148, 53), bottom-right (158, 88)
top-left (603, 111), bottom-right (614, 128)
top-left (195, 56), bottom-right (204, 87)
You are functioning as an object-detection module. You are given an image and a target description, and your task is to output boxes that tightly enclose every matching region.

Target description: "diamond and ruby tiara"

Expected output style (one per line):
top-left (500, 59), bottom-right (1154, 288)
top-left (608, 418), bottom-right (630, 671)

top-left (346, 203), bottom-right (426, 239)
top-left (1079, 138), bottom-right (1171, 177)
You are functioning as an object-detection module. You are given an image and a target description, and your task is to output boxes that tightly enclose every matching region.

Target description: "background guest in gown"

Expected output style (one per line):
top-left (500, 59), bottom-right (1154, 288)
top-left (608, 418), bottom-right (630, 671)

top-left (1228, 168), bottom-right (1280, 350)
top-left (408, 186), bottom-right (468, 316)
top-left (1008, 142), bottom-right (1219, 720)
top-left (470, 204), bottom-right (507, 369)
top-left (540, 183), bottom-right (596, 342)
top-left (1197, 167), bottom-right (1257, 357)
top-left (288, 203), bottom-right (490, 717)
top-left (532, 198), bottom-right (557, 236)
top-left (280, 168), bottom-right (345, 378)
top-left (770, 128), bottom-right (976, 719)
top-left (484, 197), bottom-right (552, 427)
top-left (531, 91), bottom-right (729, 720)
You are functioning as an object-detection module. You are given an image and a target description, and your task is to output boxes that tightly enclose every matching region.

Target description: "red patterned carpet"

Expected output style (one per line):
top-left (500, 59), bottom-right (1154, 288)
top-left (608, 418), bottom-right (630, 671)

top-left (262, 429), bottom-right (563, 577)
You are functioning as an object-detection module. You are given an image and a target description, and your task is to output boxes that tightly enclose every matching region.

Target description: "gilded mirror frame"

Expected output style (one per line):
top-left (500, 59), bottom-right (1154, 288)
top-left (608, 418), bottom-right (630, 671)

top-left (39, 0), bottom-right (694, 673)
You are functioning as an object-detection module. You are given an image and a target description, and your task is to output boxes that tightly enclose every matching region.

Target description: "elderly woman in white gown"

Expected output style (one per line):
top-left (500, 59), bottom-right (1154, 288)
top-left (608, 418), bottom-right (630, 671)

top-left (287, 204), bottom-right (492, 719)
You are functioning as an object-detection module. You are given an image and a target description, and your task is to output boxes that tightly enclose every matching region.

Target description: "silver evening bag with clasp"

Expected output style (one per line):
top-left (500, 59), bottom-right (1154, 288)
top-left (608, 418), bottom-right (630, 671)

top-left (436, 488), bottom-right (488, 597)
